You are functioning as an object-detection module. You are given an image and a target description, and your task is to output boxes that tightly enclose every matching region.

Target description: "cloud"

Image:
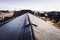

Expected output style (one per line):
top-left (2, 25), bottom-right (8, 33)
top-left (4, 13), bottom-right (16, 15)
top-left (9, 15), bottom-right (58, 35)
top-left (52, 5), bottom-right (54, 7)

top-left (0, 0), bottom-right (60, 11)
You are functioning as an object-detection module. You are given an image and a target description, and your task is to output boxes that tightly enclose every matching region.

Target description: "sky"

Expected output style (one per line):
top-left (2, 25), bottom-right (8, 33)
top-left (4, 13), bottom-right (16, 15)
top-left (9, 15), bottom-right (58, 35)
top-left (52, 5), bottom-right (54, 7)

top-left (0, 0), bottom-right (60, 11)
